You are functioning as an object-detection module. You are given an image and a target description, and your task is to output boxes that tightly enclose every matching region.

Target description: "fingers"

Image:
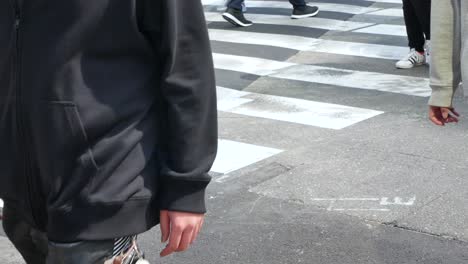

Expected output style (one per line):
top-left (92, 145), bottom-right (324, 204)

top-left (160, 221), bottom-right (183, 257)
top-left (190, 226), bottom-right (199, 245)
top-left (429, 106), bottom-right (460, 126)
top-left (160, 210), bottom-right (170, 243)
top-left (190, 218), bottom-right (204, 245)
top-left (441, 108), bottom-right (450, 120)
top-left (445, 116), bottom-right (459, 123)
top-left (176, 229), bottom-right (195, 252)
top-left (442, 108), bottom-right (459, 123)
top-left (429, 106), bottom-right (445, 126)
top-left (429, 116), bottom-right (444, 126)
top-left (159, 211), bottom-right (205, 257)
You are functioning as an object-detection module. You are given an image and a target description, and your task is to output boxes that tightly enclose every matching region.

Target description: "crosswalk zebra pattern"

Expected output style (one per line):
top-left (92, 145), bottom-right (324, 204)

top-left (206, 0), bottom-right (431, 175)
top-left (0, 0), bottom-right (427, 211)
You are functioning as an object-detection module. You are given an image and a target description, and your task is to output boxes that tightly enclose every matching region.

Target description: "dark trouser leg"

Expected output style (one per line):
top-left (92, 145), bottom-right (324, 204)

top-left (411, 0), bottom-right (431, 40)
top-left (46, 240), bottom-right (114, 264)
top-left (227, 0), bottom-right (244, 10)
top-left (2, 203), bottom-right (48, 264)
top-left (289, 0), bottom-right (306, 9)
top-left (403, 0), bottom-right (430, 51)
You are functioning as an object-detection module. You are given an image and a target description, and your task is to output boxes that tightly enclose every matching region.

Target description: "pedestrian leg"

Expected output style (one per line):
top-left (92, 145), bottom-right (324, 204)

top-left (46, 240), bottom-right (114, 264)
top-left (223, 0), bottom-right (253, 26)
top-left (403, 0), bottom-right (426, 51)
top-left (290, 0), bottom-right (319, 19)
top-left (226, 0), bottom-right (244, 10)
top-left (410, 0), bottom-right (431, 40)
top-left (289, 0), bottom-right (306, 10)
top-left (47, 236), bottom-right (147, 264)
top-left (396, 0), bottom-right (428, 68)
top-left (2, 203), bottom-right (48, 264)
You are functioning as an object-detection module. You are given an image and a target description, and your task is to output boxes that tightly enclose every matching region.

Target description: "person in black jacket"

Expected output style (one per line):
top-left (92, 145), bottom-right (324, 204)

top-left (0, 0), bottom-right (217, 263)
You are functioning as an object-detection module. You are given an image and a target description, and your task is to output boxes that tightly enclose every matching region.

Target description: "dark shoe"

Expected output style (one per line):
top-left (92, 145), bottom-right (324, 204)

top-left (222, 8), bottom-right (253, 27)
top-left (291, 5), bottom-right (319, 19)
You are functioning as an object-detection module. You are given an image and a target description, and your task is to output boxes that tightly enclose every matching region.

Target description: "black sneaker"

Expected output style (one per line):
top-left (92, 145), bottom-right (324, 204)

top-left (222, 8), bottom-right (253, 27)
top-left (291, 5), bottom-right (319, 19)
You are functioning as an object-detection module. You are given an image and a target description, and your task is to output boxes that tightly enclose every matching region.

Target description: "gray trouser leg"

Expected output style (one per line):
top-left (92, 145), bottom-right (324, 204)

top-left (460, 0), bottom-right (468, 87)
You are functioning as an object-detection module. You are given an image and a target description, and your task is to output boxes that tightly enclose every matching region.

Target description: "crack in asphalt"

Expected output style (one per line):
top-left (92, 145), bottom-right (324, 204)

top-left (379, 220), bottom-right (468, 244)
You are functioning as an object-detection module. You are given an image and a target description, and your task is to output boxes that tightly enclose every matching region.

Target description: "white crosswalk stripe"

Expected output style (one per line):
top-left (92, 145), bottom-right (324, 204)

top-left (354, 24), bottom-right (407, 36)
top-left (209, 29), bottom-right (408, 60)
top-left (366, 0), bottom-right (401, 3)
top-left (367, 9), bottom-right (403, 17)
top-left (270, 65), bottom-right (430, 97)
top-left (217, 87), bottom-right (384, 129)
top-left (212, 139), bottom-right (283, 175)
top-left (213, 53), bottom-right (294, 76)
top-left (213, 53), bottom-right (430, 96)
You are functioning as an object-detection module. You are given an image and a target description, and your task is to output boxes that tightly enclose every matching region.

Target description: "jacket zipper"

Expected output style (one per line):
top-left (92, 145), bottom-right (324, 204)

top-left (12, 0), bottom-right (41, 228)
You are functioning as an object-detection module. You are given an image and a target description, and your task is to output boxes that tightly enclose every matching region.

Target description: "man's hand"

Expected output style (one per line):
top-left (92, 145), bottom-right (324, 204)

top-left (159, 210), bottom-right (205, 257)
top-left (429, 106), bottom-right (460, 126)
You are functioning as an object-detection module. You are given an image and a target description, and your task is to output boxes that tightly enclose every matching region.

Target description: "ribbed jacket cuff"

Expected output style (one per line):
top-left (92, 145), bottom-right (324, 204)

top-left (159, 179), bottom-right (210, 214)
top-left (429, 85), bottom-right (455, 107)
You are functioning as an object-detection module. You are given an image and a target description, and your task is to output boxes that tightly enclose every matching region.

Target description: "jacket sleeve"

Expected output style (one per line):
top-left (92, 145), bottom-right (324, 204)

top-left (139, 0), bottom-right (218, 214)
top-left (429, 0), bottom-right (461, 107)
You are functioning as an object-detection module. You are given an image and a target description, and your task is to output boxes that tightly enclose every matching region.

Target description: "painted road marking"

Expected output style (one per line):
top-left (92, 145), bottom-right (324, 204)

top-left (211, 139), bottom-right (283, 175)
top-left (213, 53), bottom-right (431, 97)
top-left (310, 198), bottom-right (381, 201)
top-left (309, 196), bottom-right (417, 212)
top-left (367, 9), bottom-right (403, 17)
top-left (217, 87), bottom-right (384, 130)
top-left (331, 208), bottom-right (391, 212)
top-left (270, 64), bottom-right (431, 97)
top-left (380, 196), bottom-right (416, 206)
top-left (354, 24), bottom-right (407, 37)
top-left (366, 0), bottom-right (401, 3)
top-left (213, 53), bottom-right (294, 76)
top-left (209, 29), bottom-right (409, 60)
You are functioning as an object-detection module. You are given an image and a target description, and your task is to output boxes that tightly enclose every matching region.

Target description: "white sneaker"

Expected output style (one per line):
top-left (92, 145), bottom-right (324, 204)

top-left (395, 49), bottom-right (426, 69)
top-left (424, 40), bottom-right (431, 65)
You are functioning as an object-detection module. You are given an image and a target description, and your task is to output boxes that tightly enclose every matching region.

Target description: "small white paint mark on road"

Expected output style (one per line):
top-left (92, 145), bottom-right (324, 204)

top-left (380, 196), bottom-right (416, 206)
top-left (312, 196), bottom-right (416, 212)
top-left (331, 208), bottom-right (391, 212)
top-left (310, 198), bottom-right (381, 201)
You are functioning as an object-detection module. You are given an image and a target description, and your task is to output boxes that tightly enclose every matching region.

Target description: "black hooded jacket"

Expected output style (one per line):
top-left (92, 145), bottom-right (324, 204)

top-left (0, 0), bottom-right (217, 242)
